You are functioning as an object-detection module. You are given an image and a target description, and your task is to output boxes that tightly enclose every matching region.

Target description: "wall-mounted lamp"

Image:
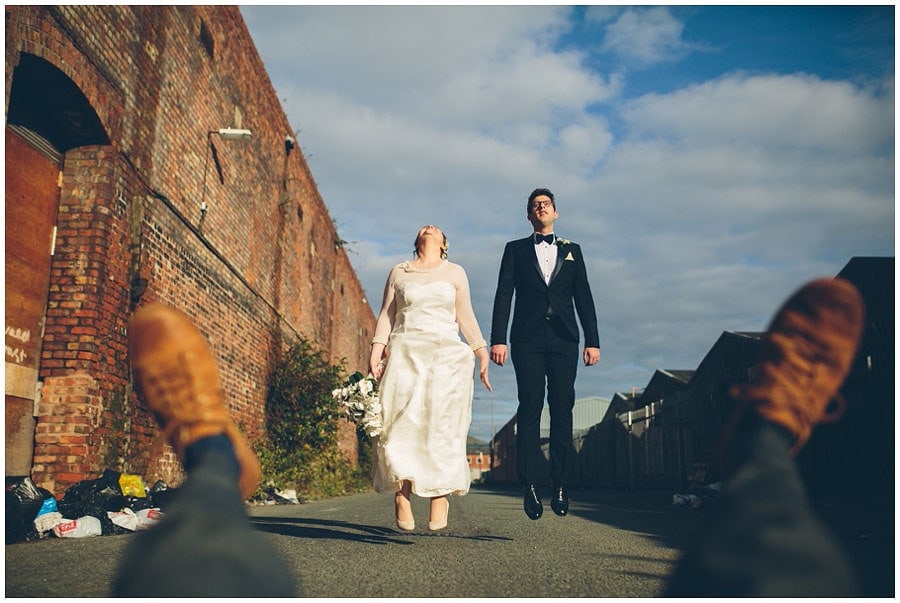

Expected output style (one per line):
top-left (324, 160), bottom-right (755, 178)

top-left (200, 127), bottom-right (253, 232)
top-left (217, 128), bottom-right (252, 140)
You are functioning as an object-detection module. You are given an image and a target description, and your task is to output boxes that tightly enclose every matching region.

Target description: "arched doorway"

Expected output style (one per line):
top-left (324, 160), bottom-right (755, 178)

top-left (5, 53), bottom-right (109, 476)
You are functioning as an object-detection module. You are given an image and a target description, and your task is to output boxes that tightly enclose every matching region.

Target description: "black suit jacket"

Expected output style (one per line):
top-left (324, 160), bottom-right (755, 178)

top-left (490, 236), bottom-right (600, 348)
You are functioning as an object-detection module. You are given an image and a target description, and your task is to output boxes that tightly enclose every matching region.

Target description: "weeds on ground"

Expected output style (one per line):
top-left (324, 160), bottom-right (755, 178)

top-left (256, 337), bottom-right (374, 501)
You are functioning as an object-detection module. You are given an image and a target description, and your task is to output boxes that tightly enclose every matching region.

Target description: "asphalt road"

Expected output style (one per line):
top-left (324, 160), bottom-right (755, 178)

top-left (5, 485), bottom-right (893, 597)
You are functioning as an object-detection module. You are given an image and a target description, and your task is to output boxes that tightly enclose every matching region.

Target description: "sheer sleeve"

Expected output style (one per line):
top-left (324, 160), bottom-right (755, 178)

top-left (371, 264), bottom-right (401, 346)
top-left (450, 264), bottom-right (488, 351)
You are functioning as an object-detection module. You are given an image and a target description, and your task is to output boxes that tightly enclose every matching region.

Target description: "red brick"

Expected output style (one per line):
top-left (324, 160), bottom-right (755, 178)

top-left (8, 6), bottom-right (374, 497)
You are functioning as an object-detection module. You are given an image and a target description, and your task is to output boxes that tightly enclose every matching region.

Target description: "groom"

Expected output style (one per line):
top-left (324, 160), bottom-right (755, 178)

top-left (490, 188), bottom-right (600, 520)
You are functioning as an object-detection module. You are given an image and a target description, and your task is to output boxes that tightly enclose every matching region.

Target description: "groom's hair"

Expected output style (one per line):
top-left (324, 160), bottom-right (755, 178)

top-left (527, 187), bottom-right (555, 211)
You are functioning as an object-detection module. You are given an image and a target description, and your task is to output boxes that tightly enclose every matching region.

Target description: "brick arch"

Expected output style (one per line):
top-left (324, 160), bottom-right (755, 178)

top-left (7, 9), bottom-right (123, 143)
top-left (8, 53), bottom-right (109, 151)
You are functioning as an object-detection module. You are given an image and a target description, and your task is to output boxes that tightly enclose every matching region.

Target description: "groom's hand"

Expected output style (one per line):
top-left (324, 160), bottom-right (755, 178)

top-left (490, 344), bottom-right (508, 366)
top-left (583, 347), bottom-right (600, 366)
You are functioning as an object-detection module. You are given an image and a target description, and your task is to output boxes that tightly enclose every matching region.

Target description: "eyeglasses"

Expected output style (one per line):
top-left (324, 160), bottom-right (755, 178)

top-left (531, 200), bottom-right (554, 210)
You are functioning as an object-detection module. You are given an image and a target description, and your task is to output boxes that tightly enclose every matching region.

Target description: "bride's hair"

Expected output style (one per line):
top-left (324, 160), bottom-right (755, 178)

top-left (414, 227), bottom-right (449, 260)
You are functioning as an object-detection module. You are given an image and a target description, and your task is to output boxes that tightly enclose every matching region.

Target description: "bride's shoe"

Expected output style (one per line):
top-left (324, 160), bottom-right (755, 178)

top-left (428, 496), bottom-right (449, 531)
top-left (395, 491), bottom-right (415, 531)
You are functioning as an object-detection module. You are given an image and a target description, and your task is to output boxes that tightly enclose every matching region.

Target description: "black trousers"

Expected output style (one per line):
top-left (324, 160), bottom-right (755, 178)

top-left (665, 414), bottom-right (858, 596)
top-left (111, 438), bottom-right (297, 597)
top-left (511, 318), bottom-right (579, 488)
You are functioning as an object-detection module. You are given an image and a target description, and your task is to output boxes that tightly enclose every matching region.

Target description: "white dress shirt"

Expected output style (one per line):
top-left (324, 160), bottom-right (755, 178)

top-left (534, 233), bottom-right (558, 284)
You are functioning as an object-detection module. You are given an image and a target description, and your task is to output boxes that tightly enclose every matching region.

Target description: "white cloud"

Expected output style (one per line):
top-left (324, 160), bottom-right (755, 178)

top-left (622, 72), bottom-right (893, 153)
top-left (556, 68), bottom-right (892, 424)
top-left (595, 7), bottom-right (693, 67)
top-left (241, 6), bottom-right (894, 441)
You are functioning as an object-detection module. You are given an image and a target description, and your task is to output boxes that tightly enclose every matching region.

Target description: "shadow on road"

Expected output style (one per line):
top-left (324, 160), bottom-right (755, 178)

top-left (473, 484), bottom-right (704, 550)
top-left (472, 483), bottom-right (894, 597)
top-left (250, 515), bottom-right (513, 545)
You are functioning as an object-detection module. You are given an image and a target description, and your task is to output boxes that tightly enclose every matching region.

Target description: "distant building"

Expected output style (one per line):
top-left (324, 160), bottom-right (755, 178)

top-left (541, 396), bottom-right (611, 439)
top-left (805, 256), bottom-right (894, 498)
top-left (465, 436), bottom-right (492, 483)
top-left (489, 256), bottom-right (892, 498)
top-left (488, 396), bottom-right (611, 485)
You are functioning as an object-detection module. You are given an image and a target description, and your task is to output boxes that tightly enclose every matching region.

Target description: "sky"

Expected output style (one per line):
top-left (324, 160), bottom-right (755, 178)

top-left (239, 4), bottom-right (894, 442)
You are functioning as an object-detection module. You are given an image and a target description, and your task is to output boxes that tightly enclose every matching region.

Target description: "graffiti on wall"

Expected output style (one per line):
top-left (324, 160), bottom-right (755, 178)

top-left (5, 324), bottom-right (32, 365)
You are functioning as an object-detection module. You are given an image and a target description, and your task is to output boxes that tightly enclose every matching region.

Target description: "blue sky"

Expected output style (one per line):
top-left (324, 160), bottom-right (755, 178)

top-left (592, 6), bottom-right (893, 92)
top-left (240, 5), bottom-right (894, 442)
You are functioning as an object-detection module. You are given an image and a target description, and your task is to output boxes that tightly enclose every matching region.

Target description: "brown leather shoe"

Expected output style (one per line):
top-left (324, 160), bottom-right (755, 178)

top-left (726, 277), bottom-right (864, 456)
top-left (129, 303), bottom-right (261, 499)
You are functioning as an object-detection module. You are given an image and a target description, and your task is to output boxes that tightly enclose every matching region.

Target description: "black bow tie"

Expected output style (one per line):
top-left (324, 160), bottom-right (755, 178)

top-left (534, 233), bottom-right (554, 245)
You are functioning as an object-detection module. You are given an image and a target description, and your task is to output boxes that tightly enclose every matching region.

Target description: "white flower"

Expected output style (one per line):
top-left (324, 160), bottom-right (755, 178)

top-left (332, 371), bottom-right (383, 437)
top-left (555, 238), bottom-right (573, 246)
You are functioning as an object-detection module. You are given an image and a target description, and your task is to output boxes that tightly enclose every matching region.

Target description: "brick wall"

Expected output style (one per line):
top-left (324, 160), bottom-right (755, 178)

top-left (6, 6), bottom-right (374, 495)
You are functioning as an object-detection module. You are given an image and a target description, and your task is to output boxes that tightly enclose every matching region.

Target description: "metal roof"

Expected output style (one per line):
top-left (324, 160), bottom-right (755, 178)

top-left (540, 396), bottom-right (611, 439)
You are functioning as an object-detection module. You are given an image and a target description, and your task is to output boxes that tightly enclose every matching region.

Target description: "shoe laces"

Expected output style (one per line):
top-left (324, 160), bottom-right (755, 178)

top-left (735, 307), bottom-right (852, 450)
top-left (763, 326), bottom-right (847, 424)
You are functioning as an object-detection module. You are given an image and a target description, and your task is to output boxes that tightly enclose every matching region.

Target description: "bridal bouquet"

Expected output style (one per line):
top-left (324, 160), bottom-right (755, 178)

top-left (333, 371), bottom-right (383, 437)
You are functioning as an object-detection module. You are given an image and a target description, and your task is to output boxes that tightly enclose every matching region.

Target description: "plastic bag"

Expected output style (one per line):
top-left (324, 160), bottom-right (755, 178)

top-left (58, 472), bottom-right (127, 535)
top-left (37, 495), bottom-right (58, 517)
top-left (274, 488), bottom-right (299, 504)
top-left (118, 473), bottom-right (147, 498)
top-left (53, 515), bottom-right (102, 538)
top-left (59, 476), bottom-right (124, 516)
top-left (34, 511), bottom-right (64, 534)
top-left (124, 495), bottom-right (155, 512)
top-left (149, 480), bottom-right (178, 511)
top-left (5, 477), bottom-right (45, 543)
top-left (108, 507), bottom-right (164, 531)
top-left (136, 507), bottom-right (164, 528)
top-left (672, 493), bottom-right (703, 509)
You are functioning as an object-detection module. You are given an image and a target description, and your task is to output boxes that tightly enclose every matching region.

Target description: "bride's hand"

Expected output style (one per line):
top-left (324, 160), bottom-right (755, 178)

top-left (370, 359), bottom-right (386, 381)
top-left (370, 343), bottom-right (387, 381)
top-left (480, 363), bottom-right (492, 392)
top-left (476, 348), bottom-right (492, 391)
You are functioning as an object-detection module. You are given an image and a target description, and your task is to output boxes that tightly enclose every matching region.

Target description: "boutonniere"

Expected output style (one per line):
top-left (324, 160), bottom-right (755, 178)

top-left (555, 238), bottom-right (572, 247)
top-left (564, 251), bottom-right (575, 261)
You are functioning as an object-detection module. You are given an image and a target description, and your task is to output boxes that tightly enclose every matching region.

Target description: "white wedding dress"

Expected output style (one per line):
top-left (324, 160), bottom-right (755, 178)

top-left (371, 260), bottom-right (487, 497)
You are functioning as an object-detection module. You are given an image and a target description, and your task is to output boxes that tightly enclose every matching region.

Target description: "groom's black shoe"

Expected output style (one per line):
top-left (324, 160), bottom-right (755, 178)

top-left (523, 485), bottom-right (543, 520)
top-left (550, 486), bottom-right (569, 516)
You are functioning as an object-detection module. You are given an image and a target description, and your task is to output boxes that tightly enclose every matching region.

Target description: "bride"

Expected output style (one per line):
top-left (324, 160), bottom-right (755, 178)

top-left (368, 225), bottom-right (492, 531)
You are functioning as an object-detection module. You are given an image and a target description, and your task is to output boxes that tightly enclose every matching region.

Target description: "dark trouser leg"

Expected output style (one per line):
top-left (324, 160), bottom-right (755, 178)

top-left (545, 330), bottom-right (577, 488)
top-left (664, 414), bottom-right (858, 597)
top-left (111, 436), bottom-right (297, 597)
top-left (511, 340), bottom-right (546, 485)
